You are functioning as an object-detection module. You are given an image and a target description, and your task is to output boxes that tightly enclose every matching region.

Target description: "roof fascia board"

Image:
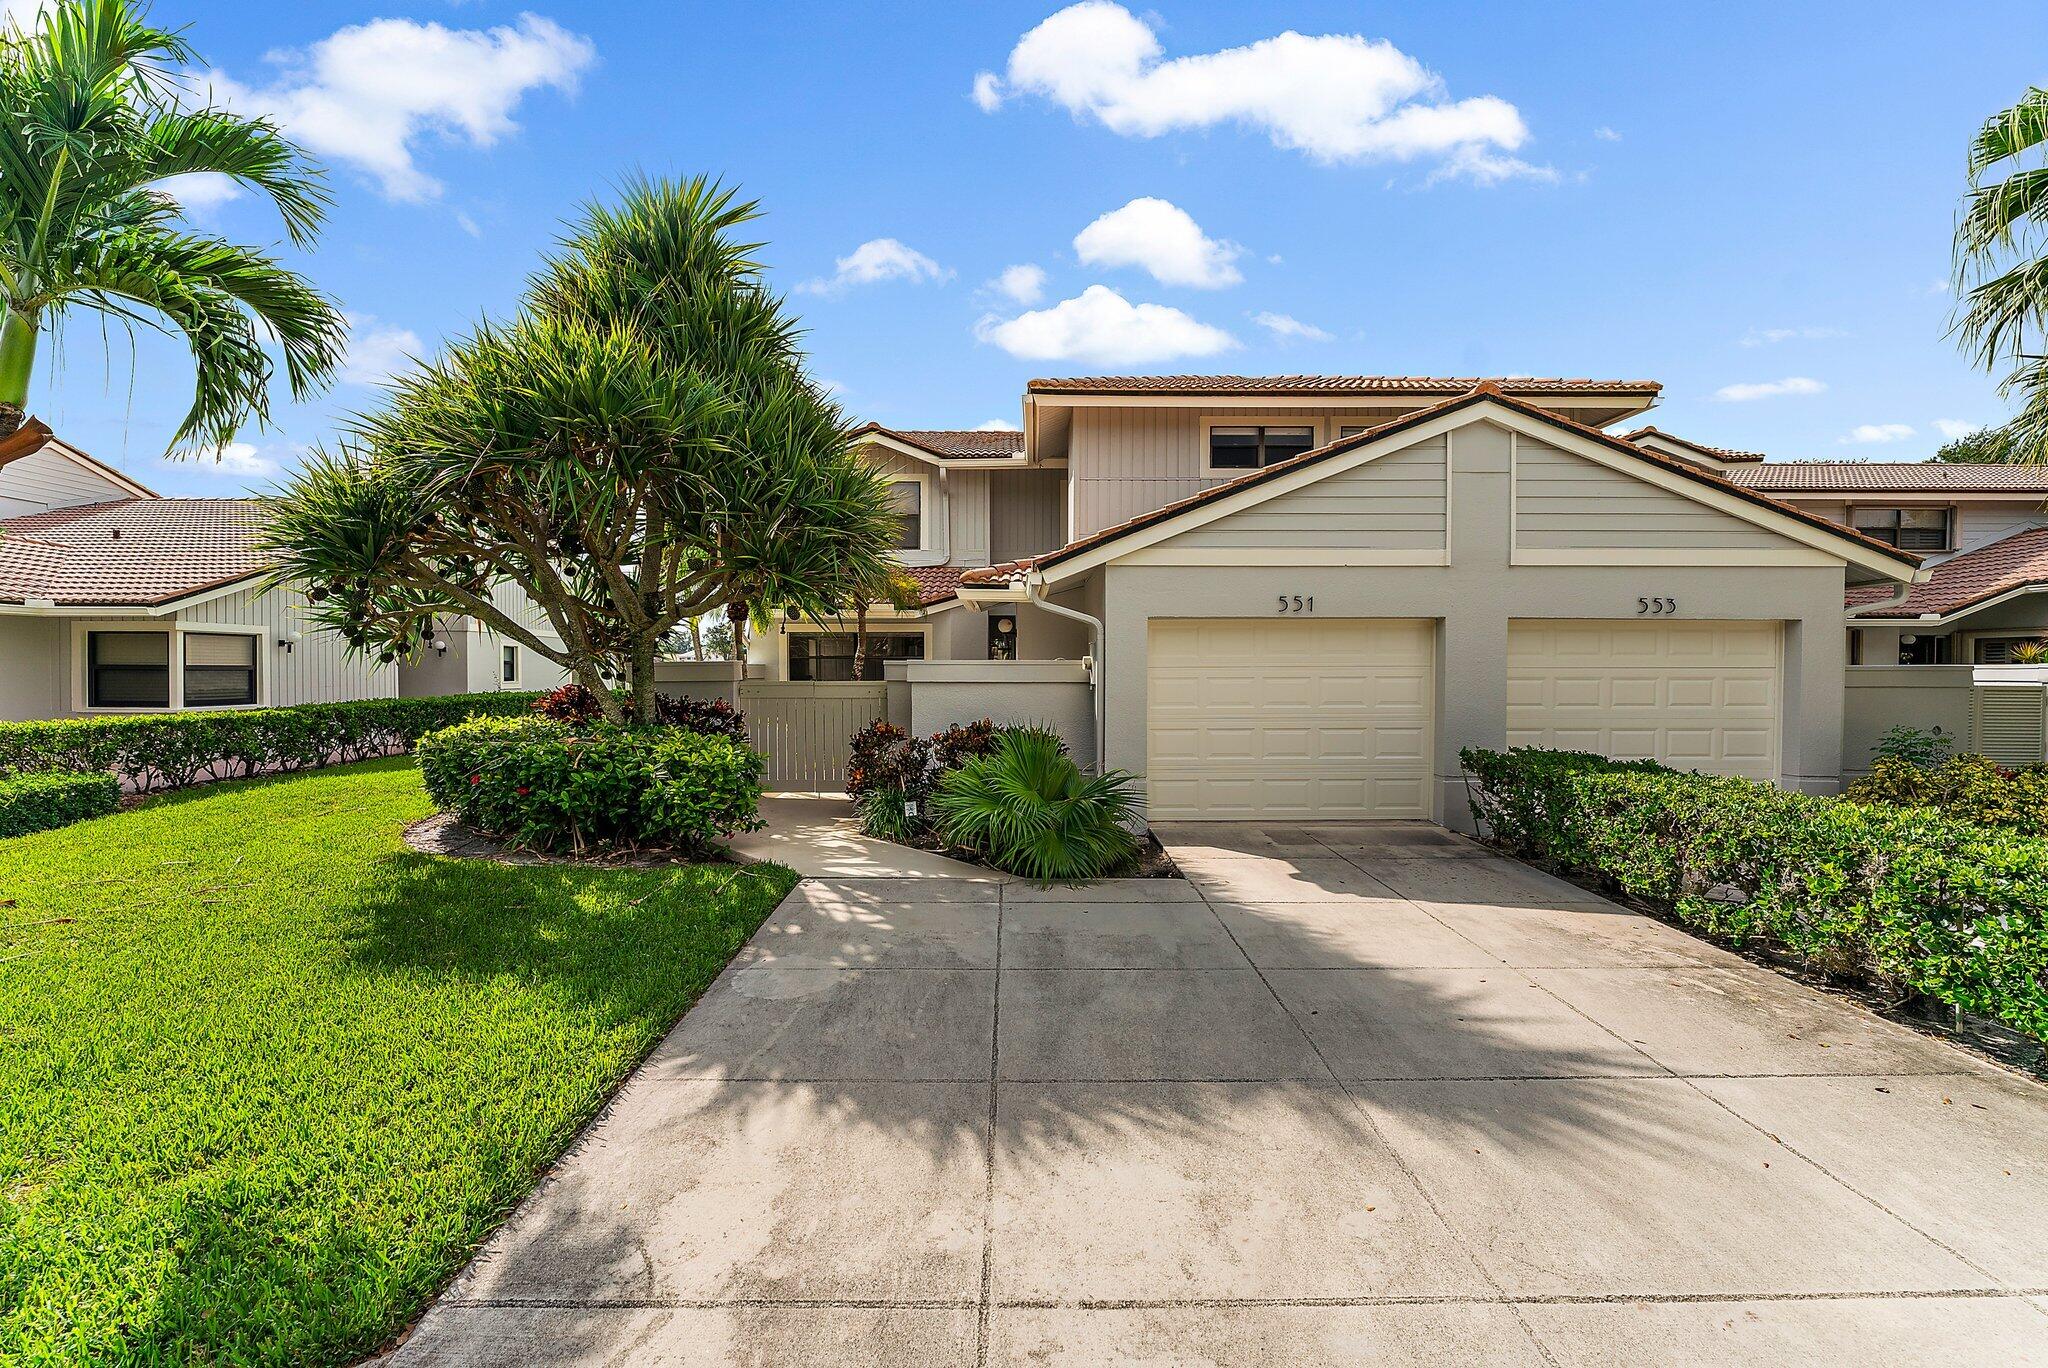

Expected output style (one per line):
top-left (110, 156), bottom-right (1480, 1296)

top-left (855, 432), bottom-right (1028, 469)
top-left (1847, 582), bottom-right (2048, 627)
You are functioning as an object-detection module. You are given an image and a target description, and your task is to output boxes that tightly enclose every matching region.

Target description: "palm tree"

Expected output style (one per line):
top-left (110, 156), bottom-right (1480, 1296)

top-left (1955, 88), bottom-right (2048, 462)
top-left (0, 0), bottom-right (345, 447)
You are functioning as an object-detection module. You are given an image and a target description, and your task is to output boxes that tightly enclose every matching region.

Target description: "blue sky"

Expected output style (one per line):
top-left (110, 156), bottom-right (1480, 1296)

top-left (28, 0), bottom-right (2048, 495)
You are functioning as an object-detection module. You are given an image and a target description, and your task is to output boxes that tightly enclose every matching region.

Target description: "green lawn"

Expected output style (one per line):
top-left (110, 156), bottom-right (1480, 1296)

top-left (0, 759), bottom-right (795, 1366)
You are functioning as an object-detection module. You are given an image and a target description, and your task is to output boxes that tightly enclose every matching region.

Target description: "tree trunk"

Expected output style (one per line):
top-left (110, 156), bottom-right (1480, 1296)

top-left (851, 602), bottom-right (869, 681)
top-left (0, 309), bottom-right (39, 438)
top-left (629, 630), bottom-right (660, 724)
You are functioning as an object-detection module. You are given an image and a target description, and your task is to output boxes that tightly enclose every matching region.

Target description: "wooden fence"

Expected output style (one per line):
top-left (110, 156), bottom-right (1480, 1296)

top-left (736, 681), bottom-right (888, 790)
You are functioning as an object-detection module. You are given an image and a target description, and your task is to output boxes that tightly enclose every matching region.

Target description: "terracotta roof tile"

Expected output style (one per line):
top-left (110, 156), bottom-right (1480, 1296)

top-left (1731, 462), bottom-right (2048, 493)
top-left (1620, 425), bottom-right (1766, 463)
top-left (1026, 374), bottom-right (1662, 396)
top-left (1845, 527), bottom-right (2048, 618)
top-left (964, 388), bottom-right (1916, 584)
top-left (854, 423), bottom-right (1023, 458)
top-left (0, 498), bottom-right (268, 606)
top-left (901, 564), bottom-right (965, 606)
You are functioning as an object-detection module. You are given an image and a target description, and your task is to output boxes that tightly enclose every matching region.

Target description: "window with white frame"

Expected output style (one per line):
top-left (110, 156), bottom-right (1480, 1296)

top-left (1852, 506), bottom-right (1951, 552)
top-left (1207, 424), bottom-right (1315, 473)
top-left (87, 631), bottom-right (170, 708)
top-left (183, 633), bottom-right (257, 705)
top-left (501, 644), bottom-right (519, 683)
top-left (886, 478), bottom-right (926, 551)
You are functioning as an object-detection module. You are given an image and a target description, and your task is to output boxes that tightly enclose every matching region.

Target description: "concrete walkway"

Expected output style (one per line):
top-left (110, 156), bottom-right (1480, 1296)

top-left (391, 823), bottom-right (2048, 1366)
top-left (725, 793), bottom-right (1004, 880)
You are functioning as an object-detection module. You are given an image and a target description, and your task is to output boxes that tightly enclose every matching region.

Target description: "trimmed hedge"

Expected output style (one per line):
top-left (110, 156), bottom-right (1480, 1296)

top-left (415, 716), bottom-right (765, 855)
top-left (1461, 747), bottom-right (2048, 1047)
top-left (0, 771), bottom-right (121, 838)
top-left (1846, 754), bottom-right (2048, 837)
top-left (0, 693), bottom-right (542, 793)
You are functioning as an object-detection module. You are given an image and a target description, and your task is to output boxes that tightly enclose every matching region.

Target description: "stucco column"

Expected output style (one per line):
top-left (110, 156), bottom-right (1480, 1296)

top-left (1439, 420), bottom-right (1514, 828)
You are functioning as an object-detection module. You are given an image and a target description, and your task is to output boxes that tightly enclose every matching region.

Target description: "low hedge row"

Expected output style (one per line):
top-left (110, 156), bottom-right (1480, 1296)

top-left (1461, 747), bottom-right (2048, 1047)
top-left (416, 716), bottom-right (766, 855)
top-left (0, 771), bottom-right (121, 838)
top-left (1846, 754), bottom-right (2048, 837)
top-left (0, 693), bottom-right (542, 792)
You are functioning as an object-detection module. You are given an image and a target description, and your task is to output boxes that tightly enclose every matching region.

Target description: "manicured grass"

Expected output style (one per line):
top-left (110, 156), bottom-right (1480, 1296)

top-left (0, 759), bottom-right (796, 1366)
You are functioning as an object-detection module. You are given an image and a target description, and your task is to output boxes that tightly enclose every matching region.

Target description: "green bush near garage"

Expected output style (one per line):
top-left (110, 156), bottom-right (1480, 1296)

top-left (0, 771), bottom-right (120, 837)
top-left (0, 692), bottom-right (542, 792)
top-left (416, 716), bottom-right (766, 855)
top-left (1461, 746), bottom-right (2048, 1047)
top-left (1846, 753), bottom-right (2048, 837)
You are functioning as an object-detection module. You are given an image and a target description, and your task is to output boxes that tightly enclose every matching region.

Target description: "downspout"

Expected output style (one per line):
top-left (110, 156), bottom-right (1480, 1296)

top-left (1844, 582), bottom-right (1912, 618)
top-left (1024, 572), bottom-right (1105, 774)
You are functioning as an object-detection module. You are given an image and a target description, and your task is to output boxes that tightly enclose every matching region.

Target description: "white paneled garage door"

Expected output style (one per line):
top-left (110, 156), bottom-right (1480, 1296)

top-left (1147, 618), bottom-right (1435, 820)
top-left (1506, 620), bottom-right (1781, 780)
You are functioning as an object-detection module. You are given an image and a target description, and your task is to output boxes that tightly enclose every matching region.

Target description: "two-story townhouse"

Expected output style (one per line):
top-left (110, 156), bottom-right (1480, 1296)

top-left (0, 420), bottom-right (569, 720)
top-left (806, 377), bottom-right (1925, 826)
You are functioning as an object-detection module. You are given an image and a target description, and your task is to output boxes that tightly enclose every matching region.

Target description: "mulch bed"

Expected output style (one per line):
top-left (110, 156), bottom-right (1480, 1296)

top-left (401, 812), bottom-right (731, 870)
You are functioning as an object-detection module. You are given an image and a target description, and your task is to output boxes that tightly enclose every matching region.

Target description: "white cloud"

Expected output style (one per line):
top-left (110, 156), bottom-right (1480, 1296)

top-left (155, 172), bottom-right (243, 215)
top-left (1841, 423), bottom-right (1916, 445)
top-left (1740, 325), bottom-right (1847, 347)
top-left (992, 263), bottom-right (1048, 305)
top-left (1592, 125), bottom-right (1621, 142)
top-left (974, 284), bottom-right (1237, 365)
top-left (207, 15), bottom-right (595, 203)
top-left (181, 442), bottom-right (280, 477)
top-left (799, 238), bottom-right (952, 295)
top-left (1713, 376), bottom-right (1826, 402)
top-left (972, 418), bottom-right (1022, 431)
top-left (1251, 310), bottom-right (1332, 342)
top-left (340, 314), bottom-right (422, 386)
top-left (1933, 419), bottom-right (1983, 439)
top-left (1073, 197), bottom-right (1242, 288)
top-left (973, 2), bottom-right (1548, 183)
top-left (454, 210), bottom-right (482, 238)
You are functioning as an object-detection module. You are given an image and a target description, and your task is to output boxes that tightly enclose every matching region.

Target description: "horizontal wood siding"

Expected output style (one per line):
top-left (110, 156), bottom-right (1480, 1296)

top-left (990, 468), bottom-right (1066, 563)
top-left (1172, 438), bottom-right (1446, 550)
top-left (177, 585), bottom-right (397, 704)
top-left (1515, 438), bottom-right (1786, 550)
top-left (1068, 405), bottom-right (1417, 540)
top-left (0, 448), bottom-right (135, 516)
top-left (737, 681), bottom-right (888, 788)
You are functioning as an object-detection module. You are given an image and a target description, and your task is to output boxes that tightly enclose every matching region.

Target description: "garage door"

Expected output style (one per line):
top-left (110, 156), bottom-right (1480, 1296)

top-left (1506, 620), bottom-right (1781, 780)
top-left (1147, 618), bottom-right (1434, 820)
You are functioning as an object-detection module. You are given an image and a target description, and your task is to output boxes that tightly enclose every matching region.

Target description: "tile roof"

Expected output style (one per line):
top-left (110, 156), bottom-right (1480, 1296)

top-left (1845, 527), bottom-right (2048, 619)
top-left (0, 498), bottom-right (269, 606)
top-left (1026, 374), bottom-right (1662, 396)
top-left (1729, 462), bottom-right (2048, 493)
top-left (964, 384), bottom-right (1917, 585)
top-left (901, 564), bottom-right (965, 607)
top-left (1620, 425), bottom-right (1765, 463)
top-left (853, 423), bottom-right (1024, 458)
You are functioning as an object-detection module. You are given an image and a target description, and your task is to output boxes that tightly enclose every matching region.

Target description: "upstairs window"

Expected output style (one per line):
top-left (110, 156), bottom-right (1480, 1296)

top-left (183, 633), bottom-right (256, 706)
top-left (887, 478), bottom-right (926, 551)
top-left (1853, 507), bottom-right (1951, 552)
top-left (87, 631), bottom-right (170, 708)
top-left (1208, 425), bottom-right (1315, 473)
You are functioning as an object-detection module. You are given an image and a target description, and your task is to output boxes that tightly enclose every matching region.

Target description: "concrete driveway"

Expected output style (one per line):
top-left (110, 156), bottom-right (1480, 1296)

top-left (391, 823), bottom-right (2048, 1366)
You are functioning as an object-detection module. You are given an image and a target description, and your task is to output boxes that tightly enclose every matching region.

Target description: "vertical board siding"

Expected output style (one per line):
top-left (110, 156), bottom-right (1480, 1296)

top-left (948, 469), bottom-right (990, 567)
top-left (177, 585), bottom-right (396, 705)
top-left (1514, 438), bottom-right (1787, 549)
top-left (737, 681), bottom-right (888, 789)
top-left (989, 468), bottom-right (1067, 563)
top-left (0, 448), bottom-right (137, 516)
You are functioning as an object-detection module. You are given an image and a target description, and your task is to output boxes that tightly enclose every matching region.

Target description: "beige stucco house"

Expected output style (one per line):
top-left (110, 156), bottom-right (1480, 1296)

top-left (773, 376), bottom-right (1948, 825)
top-left (0, 421), bottom-right (568, 721)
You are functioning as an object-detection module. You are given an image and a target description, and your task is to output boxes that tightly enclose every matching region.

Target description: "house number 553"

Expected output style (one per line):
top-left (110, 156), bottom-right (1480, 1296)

top-left (1637, 596), bottom-right (1678, 615)
top-left (1277, 594), bottom-right (1314, 613)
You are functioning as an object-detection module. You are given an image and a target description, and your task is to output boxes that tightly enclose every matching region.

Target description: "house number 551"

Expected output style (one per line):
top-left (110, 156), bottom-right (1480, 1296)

top-left (1277, 594), bottom-right (1314, 613)
top-left (1637, 596), bottom-right (1678, 615)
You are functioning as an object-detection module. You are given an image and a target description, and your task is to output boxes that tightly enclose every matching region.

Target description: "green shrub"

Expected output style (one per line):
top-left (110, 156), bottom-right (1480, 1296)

top-left (0, 771), bottom-right (121, 837)
top-left (855, 785), bottom-right (921, 843)
top-left (1462, 746), bottom-right (2048, 1046)
top-left (1871, 724), bottom-right (1954, 768)
top-left (0, 693), bottom-right (542, 793)
top-left (415, 716), bottom-right (765, 854)
top-left (1846, 753), bottom-right (2048, 836)
top-left (929, 727), bottom-right (1142, 883)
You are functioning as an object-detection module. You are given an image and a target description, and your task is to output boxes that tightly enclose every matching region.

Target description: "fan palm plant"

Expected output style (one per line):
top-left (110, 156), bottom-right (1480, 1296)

top-left (0, 0), bottom-right (345, 448)
top-left (929, 728), bottom-right (1143, 883)
top-left (1955, 88), bottom-right (2048, 462)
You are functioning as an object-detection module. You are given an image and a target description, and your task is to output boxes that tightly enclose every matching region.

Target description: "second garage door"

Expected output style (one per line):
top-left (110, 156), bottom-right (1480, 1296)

top-left (1506, 619), bottom-right (1781, 780)
top-left (1147, 618), bottom-right (1435, 820)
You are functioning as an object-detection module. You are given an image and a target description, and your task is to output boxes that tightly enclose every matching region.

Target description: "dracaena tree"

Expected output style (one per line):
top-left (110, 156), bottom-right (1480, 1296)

top-left (260, 177), bottom-right (901, 725)
top-left (0, 0), bottom-right (344, 446)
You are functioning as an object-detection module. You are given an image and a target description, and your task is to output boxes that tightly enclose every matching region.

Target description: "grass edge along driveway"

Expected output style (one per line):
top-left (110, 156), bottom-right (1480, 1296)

top-left (0, 758), bottom-right (795, 1366)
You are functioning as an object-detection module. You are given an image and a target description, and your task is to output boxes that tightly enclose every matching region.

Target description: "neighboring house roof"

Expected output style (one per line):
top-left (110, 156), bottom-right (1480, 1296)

top-left (1620, 425), bottom-right (1765, 464)
top-left (1729, 461), bottom-right (2048, 494)
top-left (0, 497), bottom-right (267, 607)
top-left (1845, 526), bottom-right (2048, 620)
top-left (1025, 374), bottom-right (1662, 398)
top-left (964, 384), bottom-right (1920, 587)
top-left (0, 417), bottom-right (160, 499)
top-left (852, 423), bottom-right (1025, 461)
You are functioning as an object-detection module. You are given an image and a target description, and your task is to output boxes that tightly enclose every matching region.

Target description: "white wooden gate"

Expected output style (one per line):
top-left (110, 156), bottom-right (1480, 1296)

top-left (738, 681), bottom-right (888, 790)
